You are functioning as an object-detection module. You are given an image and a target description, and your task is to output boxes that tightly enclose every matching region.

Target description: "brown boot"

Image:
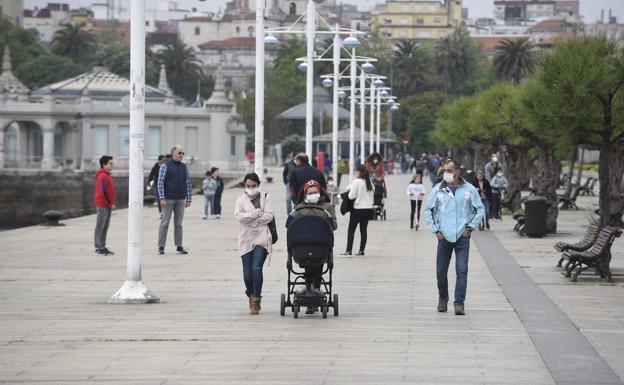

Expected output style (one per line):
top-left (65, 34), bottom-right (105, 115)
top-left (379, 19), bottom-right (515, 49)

top-left (250, 296), bottom-right (261, 315)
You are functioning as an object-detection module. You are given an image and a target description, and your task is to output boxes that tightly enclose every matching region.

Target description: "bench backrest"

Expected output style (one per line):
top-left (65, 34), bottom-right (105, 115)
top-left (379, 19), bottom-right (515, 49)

top-left (588, 227), bottom-right (622, 255)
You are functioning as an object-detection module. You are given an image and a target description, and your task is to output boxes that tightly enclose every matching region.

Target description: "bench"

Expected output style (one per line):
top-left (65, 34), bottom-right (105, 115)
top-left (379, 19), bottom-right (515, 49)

top-left (577, 177), bottom-right (594, 196)
top-left (513, 213), bottom-right (525, 236)
top-left (561, 226), bottom-right (622, 282)
top-left (554, 223), bottom-right (599, 267)
top-left (558, 186), bottom-right (581, 210)
top-left (581, 178), bottom-right (597, 196)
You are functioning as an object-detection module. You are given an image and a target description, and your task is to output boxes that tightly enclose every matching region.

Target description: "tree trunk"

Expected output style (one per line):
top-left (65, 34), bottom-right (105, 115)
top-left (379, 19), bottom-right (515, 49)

top-left (564, 148), bottom-right (575, 197)
top-left (607, 140), bottom-right (624, 227)
top-left (575, 147), bottom-right (584, 187)
top-left (598, 139), bottom-right (612, 228)
top-left (535, 144), bottom-right (561, 233)
top-left (505, 145), bottom-right (531, 213)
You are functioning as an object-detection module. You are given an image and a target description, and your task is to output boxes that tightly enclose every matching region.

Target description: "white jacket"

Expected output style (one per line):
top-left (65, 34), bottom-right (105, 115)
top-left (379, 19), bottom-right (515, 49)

top-left (348, 178), bottom-right (374, 209)
top-left (406, 183), bottom-right (426, 201)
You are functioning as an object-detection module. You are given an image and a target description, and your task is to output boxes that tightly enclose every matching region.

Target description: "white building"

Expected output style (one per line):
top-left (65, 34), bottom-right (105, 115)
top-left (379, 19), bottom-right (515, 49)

top-left (22, 3), bottom-right (71, 42)
top-left (0, 47), bottom-right (247, 173)
top-left (0, 0), bottom-right (24, 25)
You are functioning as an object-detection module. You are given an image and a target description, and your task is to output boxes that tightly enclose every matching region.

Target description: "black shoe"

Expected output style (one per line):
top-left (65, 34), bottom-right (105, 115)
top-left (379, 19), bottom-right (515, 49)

top-left (158, 247), bottom-right (164, 255)
top-left (486, 223), bottom-right (490, 230)
top-left (454, 302), bottom-right (465, 316)
top-left (354, 251), bottom-right (365, 257)
top-left (176, 246), bottom-right (188, 254)
top-left (410, 224), bottom-right (414, 229)
top-left (102, 247), bottom-right (114, 255)
top-left (338, 251), bottom-right (352, 257)
top-left (437, 297), bottom-right (448, 312)
top-left (94, 248), bottom-right (107, 256)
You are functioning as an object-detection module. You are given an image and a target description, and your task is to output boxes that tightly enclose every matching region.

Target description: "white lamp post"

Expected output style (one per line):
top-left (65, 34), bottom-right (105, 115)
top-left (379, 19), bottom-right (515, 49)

top-left (331, 26), bottom-right (340, 185)
top-left (376, 85), bottom-right (382, 153)
top-left (254, 0), bottom-right (265, 180)
top-left (305, 0), bottom-right (316, 157)
top-left (359, 68), bottom-right (366, 164)
top-left (369, 83), bottom-right (375, 155)
top-left (109, 0), bottom-right (158, 304)
top-left (348, 46), bottom-right (356, 183)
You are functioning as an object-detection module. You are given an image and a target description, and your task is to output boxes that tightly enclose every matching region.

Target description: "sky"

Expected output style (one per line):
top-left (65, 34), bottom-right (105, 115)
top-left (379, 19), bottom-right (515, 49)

top-left (23, 0), bottom-right (624, 23)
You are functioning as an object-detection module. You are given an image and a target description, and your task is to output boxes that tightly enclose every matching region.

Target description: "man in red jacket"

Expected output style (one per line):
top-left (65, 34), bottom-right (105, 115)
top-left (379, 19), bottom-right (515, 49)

top-left (94, 155), bottom-right (116, 256)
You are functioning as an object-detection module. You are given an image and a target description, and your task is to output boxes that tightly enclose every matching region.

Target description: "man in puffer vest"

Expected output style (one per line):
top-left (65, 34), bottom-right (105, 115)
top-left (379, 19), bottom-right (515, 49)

top-left (157, 145), bottom-right (192, 255)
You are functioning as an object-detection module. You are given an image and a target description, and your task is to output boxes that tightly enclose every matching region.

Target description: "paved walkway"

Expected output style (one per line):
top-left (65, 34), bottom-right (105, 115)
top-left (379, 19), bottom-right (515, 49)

top-left (0, 171), bottom-right (621, 384)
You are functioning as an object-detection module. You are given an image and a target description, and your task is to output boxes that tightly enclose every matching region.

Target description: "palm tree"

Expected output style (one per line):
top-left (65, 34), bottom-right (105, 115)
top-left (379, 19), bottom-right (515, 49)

top-left (157, 38), bottom-right (209, 103)
top-left (393, 40), bottom-right (431, 95)
top-left (435, 29), bottom-right (478, 94)
top-left (51, 23), bottom-right (96, 64)
top-left (493, 37), bottom-right (536, 84)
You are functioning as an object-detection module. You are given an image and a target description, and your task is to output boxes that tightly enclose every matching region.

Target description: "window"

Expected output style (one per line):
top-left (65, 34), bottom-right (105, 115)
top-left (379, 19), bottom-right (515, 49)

top-left (230, 135), bottom-right (236, 156)
top-left (401, 17), bottom-right (408, 25)
top-left (434, 17), bottom-right (441, 24)
top-left (147, 126), bottom-right (161, 157)
top-left (289, 2), bottom-right (296, 16)
top-left (94, 125), bottom-right (108, 155)
top-left (383, 31), bottom-right (392, 38)
top-left (119, 126), bottom-right (129, 156)
top-left (416, 18), bottom-right (424, 25)
top-left (195, 26), bottom-right (200, 35)
top-left (5, 124), bottom-right (18, 162)
top-left (145, 21), bottom-right (150, 26)
top-left (185, 127), bottom-right (198, 156)
top-left (384, 18), bottom-right (392, 25)
top-left (248, 25), bottom-right (254, 37)
top-left (236, 26), bottom-right (240, 33)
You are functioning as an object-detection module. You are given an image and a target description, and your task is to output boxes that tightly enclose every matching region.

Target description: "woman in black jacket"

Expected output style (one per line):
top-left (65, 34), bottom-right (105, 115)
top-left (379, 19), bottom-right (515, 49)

top-left (472, 170), bottom-right (492, 230)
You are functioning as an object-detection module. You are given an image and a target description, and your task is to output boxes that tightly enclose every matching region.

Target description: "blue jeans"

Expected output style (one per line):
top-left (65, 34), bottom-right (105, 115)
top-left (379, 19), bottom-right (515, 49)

top-left (213, 193), bottom-right (222, 215)
top-left (241, 246), bottom-right (268, 297)
top-left (204, 195), bottom-right (214, 216)
top-left (285, 184), bottom-right (293, 214)
top-left (436, 237), bottom-right (470, 304)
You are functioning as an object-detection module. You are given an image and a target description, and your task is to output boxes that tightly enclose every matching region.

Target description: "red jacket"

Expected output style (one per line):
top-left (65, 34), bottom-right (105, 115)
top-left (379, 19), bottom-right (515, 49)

top-left (94, 169), bottom-right (116, 208)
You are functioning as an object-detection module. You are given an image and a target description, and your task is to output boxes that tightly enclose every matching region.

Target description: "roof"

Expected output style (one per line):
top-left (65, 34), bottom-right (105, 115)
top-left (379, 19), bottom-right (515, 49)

top-left (310, 128), bottom-right (396, 144)
top-left (278, 87), bottom-right (351, 120)
top-left (198, 37), bottom-right (255, 50)
top-left (530, 19), bottom-right (566, 31)
top-left (534, 31), bottom-right (576, 46)
top-left (472, 36), bottom-right (528, 53)
top-left (30, 68), bottom-right (180, 102)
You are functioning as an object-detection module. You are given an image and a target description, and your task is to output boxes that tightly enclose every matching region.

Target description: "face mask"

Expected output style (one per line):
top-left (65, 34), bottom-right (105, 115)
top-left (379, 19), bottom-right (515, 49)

top-left (443, 172), bottom-right (455, 184)
top-left (245, 187), bottom-right (259, 196)
top-left (492, 157), bottom-right (498, 162)
top-left (305, 193), bottom-right (321, 204)
top-left (497, 172), bottom-right (503, 177)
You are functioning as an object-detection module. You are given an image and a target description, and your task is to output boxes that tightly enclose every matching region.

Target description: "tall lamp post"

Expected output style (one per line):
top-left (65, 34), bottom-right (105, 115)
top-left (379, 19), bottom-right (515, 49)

top-left (109, 0), bottom-right (158, 304)
top-left (254, 0), bottom-right (265, 180)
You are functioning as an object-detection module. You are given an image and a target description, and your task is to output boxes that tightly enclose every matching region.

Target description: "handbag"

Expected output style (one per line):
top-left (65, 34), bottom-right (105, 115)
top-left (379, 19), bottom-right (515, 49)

top-left (264, 193), bottom-right (278, 244)
top-left (340, 191), bottom-right (354, 216)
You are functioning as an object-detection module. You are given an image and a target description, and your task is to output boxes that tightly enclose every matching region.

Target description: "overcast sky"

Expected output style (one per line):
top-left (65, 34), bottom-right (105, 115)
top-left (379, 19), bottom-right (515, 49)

top-left (24, 0), bottom-right (624, 23)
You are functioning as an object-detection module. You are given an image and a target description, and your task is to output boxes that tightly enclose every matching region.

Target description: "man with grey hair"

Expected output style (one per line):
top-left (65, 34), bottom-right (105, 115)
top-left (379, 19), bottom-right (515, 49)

top-left (157, 145), bottom-right (192, 254)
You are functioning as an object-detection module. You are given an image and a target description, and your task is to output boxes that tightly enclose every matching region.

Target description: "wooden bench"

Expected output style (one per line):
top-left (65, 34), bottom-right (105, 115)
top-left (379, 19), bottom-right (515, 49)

top-left (561, 226), bottom-right (622, 282)
top-left (554, 223), bottom-right (599, 267)
top-left (558, 186), bottom-right (581, 210)
top-left (578, 177), bottom-right (594, 196)
top-left (513, 213), bottom-right (525, 236)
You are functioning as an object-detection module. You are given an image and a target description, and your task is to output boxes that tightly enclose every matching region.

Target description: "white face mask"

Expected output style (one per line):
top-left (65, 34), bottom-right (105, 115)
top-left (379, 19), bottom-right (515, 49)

top-left (245, 187), bottom-right (259, 197)
top-left (497, 172), bottom-right (503, 177)
top-left (443, 172), bottom-right (455, 184)
top-left (305, 193), bottom-right (321, 204)
top-left (492, 157), bottom-right (498, 162)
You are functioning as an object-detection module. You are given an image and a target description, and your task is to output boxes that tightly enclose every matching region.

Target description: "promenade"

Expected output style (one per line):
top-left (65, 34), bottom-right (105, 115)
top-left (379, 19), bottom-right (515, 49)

top-left (0, 172), bottom-right (622, 385)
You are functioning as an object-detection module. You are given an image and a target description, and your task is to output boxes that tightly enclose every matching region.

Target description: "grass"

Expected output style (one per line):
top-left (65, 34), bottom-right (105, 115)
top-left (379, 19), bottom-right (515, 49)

top-left (561, 161), bottom-right (599, 173)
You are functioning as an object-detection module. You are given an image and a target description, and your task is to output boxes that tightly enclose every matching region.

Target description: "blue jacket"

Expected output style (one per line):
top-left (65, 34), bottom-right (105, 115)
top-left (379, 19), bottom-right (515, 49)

top-left (424, 179), bottom-right (485, 242)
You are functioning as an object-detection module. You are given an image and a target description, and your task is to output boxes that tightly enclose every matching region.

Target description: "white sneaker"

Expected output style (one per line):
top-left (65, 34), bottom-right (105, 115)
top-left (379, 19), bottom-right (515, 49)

top-left (216, 215), bottom-right (221, 219)
top-left (202, 215), bottom-right (207, 220)
top-left (338, 251), bottom-right (352, 258)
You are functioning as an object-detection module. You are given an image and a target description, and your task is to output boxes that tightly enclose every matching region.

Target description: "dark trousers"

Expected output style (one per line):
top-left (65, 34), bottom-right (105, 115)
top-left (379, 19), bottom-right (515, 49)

top-left (346, 209), bottom-right (371, 253)
top-left (94, 207), bottom-right (111, 249)
top-left (491, 192), bottom-right (501, 219)
top-left (241, 245), bottom-right (268, 297)
top-left (305, 265), bottom-right (323, 290)
top-left (410, 200), bottom-right (423, 227)
top-left (213, 192), bottom-right (222, 215)
top-left (436, 237), bottom-right (470, 304)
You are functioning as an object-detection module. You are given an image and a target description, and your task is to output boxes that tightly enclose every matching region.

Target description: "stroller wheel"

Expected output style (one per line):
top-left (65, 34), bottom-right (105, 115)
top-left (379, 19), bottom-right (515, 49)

top-left (293, 305), bottom-right (300, 319)
top-left (333, 294), bottom-right (339, 317)
top-left (321, 306), bottom-right (328, 319)
top-left (280, 294), bottom-right (286, 316)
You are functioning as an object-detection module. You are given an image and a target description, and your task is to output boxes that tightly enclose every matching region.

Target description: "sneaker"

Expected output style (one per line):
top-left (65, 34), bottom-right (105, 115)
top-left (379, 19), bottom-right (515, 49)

top-left (176, 246), bottom-right (188, 255)
top-left (216, 215), bottom-right (221, 219)
top-left (338, 251), bottom-right (352, 257)
top-left (102, 247), bottom-right (114, 255)
top-left (415, 224), bottom-right (419, 231)
top-left (454, 302), bottom-right (465, 316)
top-left (410, 224), bottom-right (414, 229)
top-left (159, 213), bottom-right (163, 220)
top-left (354, 251), bottom-right (365, 257)
top-left (158, 247), bottom-right (164, 255)
top-left (94, 248), bottom-right (107, 256)
top-left (437, 297), bottom-right (449, 313)
top-left (202, 215), bottom-right (207, 220)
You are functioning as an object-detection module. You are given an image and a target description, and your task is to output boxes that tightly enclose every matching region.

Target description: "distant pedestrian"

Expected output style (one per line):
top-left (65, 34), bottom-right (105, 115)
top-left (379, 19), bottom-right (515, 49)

top-left (484, 153), bottom-right (504, 182)
top-left (202, 170), bottom-right (217, 219)
top-left (472, 170), bottom-right (492, 230)
top-left (424, 159), bottom-right (484, 316)
top-left (323, 153), bottom-right (332, 179)
top-left (407, 173), bottom-right (426, 230)
top-left (490, 170), bottom-right (509, 219)
top-left (211, 167), bottom-right (224, 219)
top-left (289, 153), bottom-right (327, 204)
top-left (340, 165), bottom-right (374, 257)
top-left (157, 145), bottom-right (192, 255)
top-left (282, 155), bottom-right (297, 214)
top-left (234, 173), bottom-right (275, 315)
top-left (94, 155), bottom-right (116, 256)
top-left (147, 155), bottom-right (165, 214)
top-left (336, 157), bottom-right (347, 188)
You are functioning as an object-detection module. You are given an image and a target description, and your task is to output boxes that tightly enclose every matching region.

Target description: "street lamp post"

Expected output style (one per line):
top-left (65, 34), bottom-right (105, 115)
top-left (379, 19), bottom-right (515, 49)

top-left (331, 26), bottom-right (340, 184)
top-left (254, 0), bottom-right (265, 180)
top-left (359, 69), bottom-right (365, 164)
top-left (109, 0), bottom-right (158, 304)
top-left (369, 84), bottom-right (375, 155)
top-left (376, 85), bottom-right (381, 153)
top-left (305, 0), bottom-right (315, 157)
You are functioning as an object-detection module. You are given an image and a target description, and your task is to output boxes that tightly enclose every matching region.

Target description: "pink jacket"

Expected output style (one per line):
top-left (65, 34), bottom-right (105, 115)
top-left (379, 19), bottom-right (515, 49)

top-left (234, 192), bottom-right (274, 256)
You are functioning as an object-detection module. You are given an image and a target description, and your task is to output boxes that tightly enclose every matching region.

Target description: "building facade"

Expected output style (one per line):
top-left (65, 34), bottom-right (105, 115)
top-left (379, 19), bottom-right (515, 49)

top-left (371, 0), bottom-right (463, 41)
top-left (0, 0), bottom-right (23, 26)
top-left (494, 0), bottom-right (579, 22)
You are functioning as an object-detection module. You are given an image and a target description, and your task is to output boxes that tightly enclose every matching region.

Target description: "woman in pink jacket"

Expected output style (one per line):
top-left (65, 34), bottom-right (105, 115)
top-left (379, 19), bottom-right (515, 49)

top-left (234, 173), bottom-right (274, 315)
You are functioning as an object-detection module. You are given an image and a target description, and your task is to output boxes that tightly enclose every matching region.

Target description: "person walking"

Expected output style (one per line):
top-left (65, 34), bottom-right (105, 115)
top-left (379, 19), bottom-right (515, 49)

top-left (323, 153), bottom-right (332, 179)
top-left (94, 155), bottom-right (116, 256)
top-left (234, 173), bottom-right (275, 315)
top-left (424, 159), bottom-right (485, 316)
top-left (282, 156), bottom-right (297, 214)
top-left (157, 145), bottom-right (192, 255)
top-left (289, 153), bottom-right (326, 204)
top-left (490, 170), bottom-right (509, 219)
top-left (406, 173), bottom-right (426, 230)
top-left (484, 153), bottom-right (504, 182)
top-left (202, 170), bottom-right (218, 219)
top-left (340, 165), bottom-right (374, 257)
top-left (147, 154), bottom-right (165, 215)
top-left (211, 167), bottom-right (224, 219)
top-left (472, 170), bottom-right (492, 230)
top-left (336, 157), bottom-right (347, 188)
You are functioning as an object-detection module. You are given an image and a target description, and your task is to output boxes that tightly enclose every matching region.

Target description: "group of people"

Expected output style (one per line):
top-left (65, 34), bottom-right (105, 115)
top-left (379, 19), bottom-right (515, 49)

top-left (470, 154), bottom-right (509, 230)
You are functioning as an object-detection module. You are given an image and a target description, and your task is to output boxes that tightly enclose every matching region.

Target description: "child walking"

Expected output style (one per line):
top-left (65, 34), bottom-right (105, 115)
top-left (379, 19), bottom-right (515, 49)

top-left (406, 174), bottom-right (425, 230)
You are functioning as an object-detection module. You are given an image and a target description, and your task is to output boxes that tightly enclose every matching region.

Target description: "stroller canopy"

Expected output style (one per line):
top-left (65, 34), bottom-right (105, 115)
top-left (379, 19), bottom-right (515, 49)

top-left (287, 215), bottom-right (334, 250)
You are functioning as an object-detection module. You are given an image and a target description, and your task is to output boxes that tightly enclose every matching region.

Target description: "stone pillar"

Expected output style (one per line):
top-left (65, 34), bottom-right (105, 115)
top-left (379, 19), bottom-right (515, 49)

top-left (0, 121), bottom-right (5, 169)
top-left (41, 128), bottom-right (55, 169)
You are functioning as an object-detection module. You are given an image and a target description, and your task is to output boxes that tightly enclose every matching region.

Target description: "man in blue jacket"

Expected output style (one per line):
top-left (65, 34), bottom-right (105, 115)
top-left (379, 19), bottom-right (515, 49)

top-left (424, 159), bottom-right (484, 316)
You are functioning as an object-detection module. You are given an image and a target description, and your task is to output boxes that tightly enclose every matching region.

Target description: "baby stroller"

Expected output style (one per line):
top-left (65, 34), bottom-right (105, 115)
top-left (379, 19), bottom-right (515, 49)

top-left (372, 179), bottom-right (387, 221)
top-left (281, 207), bottom-right (339, 319)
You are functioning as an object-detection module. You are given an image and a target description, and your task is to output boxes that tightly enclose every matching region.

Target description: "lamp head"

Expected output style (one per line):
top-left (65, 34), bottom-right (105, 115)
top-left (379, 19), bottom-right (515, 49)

top-left (298, 62), bottom-right (308, 72)
top-left (342, 36), bottom-right (361, 47)
top-left (322, 78), bottom-right (333, 87)
top-left (362, 62), bottom-right (374, 72)
top-left (264, 35), bottom-right (280, 45)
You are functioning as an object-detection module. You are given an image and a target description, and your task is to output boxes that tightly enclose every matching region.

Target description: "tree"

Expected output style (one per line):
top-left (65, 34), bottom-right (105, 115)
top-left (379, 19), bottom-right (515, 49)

top-left (14, 55), bottom-right (86, 89)
top-left (0, 19), bottom-right (46, 73)
top-left (51, 23), bottom-right (96, 64)
top-left (435, 27), bottom-right (480, 94)
top-left (393, 40), bottom-right (434, 96)
top-left (493, 38), bottom-right (536, 84)
top-left (156, 38), bottom-right (213, 103)
top-left (393, 92), bottom-right (448, 154)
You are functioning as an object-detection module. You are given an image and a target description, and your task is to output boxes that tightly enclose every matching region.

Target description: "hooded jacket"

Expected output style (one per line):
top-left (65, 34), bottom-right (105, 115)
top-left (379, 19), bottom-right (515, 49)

top-left (424, 178), bottom-right (485, 242)
top-left (94, 168), bottom-right (116, 208)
